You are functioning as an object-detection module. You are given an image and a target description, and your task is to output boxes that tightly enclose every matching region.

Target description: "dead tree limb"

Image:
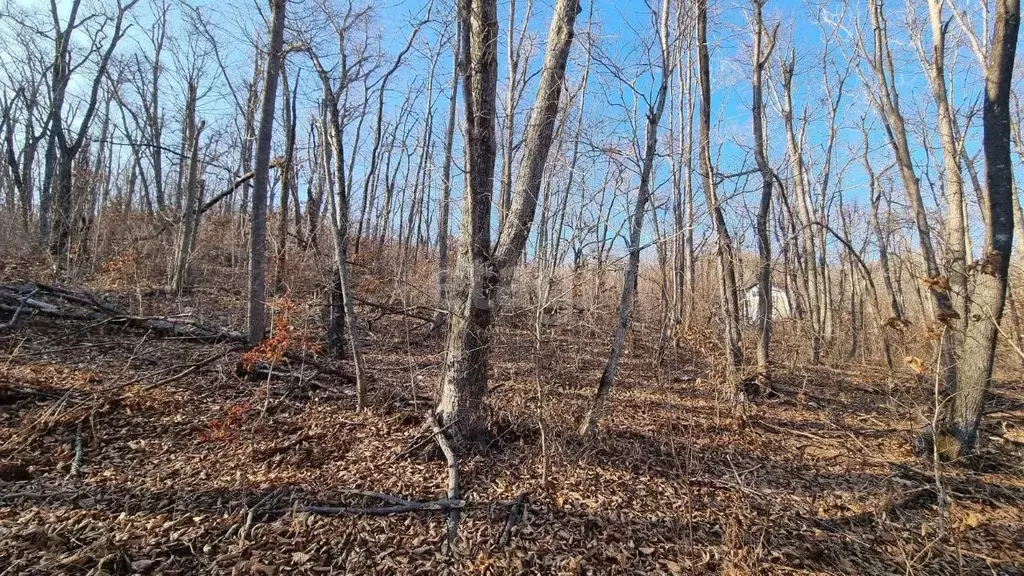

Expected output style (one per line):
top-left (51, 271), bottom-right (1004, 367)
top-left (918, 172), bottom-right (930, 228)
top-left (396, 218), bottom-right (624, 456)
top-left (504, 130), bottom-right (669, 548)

top-left (67, 421), bottom-right (83, 479)
top-left (391, 417), bottom-right (459, 462)
top-left (283, 499), bottom-right (463, 517)
top-left (198, 170), bottom-right (257, 215)
top-left (0, 282), bottom-right (245, 342)
top-left (141, 350), bottom-right (235, 391)
top-left (498, 491), bottom-right (529, 546)
top-left (0, 288), bottom-right (38, 330)
top-left (428, 410), bottom-right (460, 544)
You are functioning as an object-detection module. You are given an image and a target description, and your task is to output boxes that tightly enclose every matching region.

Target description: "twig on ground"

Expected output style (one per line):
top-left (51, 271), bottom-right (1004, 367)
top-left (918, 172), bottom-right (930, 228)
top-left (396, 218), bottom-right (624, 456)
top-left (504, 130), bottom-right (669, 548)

top-left (141, 349), bottom-right (235, 391)
top-left (67, 421), bottom-right (83, 479)
top-left (0, 288), bottom-right (38, 330)
top-left (283, 499), bottom-right (464, 517)
top-left (498, 492), bottom-right (529, 547)
top-left (427, 410), bottom-right (461, 544)
top-left (391, 417), bottom-right (458, 462)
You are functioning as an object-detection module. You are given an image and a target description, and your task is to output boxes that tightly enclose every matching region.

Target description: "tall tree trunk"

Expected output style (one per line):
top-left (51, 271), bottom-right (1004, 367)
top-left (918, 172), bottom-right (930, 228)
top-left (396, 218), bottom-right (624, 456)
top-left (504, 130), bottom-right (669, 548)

top-left (439, 0), bottom-right (579, 446)
top-left (779, 53), bottom-right (824, 364)
top-left (938, 0), bottom-right (1019, 459)
top-left (170, 82), bottom-right (203, 294)
top-left (323, 101), bottom-right (370, 409)
top-left (434, 14), bottom-right (463, 330)
top-left (861, 127), bottom-right (900, 370)
top-left (751, 0), bottom-right (777, 386)
top-left (697, 0), bottom-right (743, 388)
top-left (274, 66), bottom-right (299, 294)
top-left (436, 0), bottom-right (501, 444)
top-left (923, 0), bottom-right (970, 397)
top-left (39, 128), bottom-right (56, 245)
top-left (248, 0), bottom-right (286, 345)
top-left (578, 0), bottom-right (670, 436)
top-left (867, 0), bottom-right (957, 386)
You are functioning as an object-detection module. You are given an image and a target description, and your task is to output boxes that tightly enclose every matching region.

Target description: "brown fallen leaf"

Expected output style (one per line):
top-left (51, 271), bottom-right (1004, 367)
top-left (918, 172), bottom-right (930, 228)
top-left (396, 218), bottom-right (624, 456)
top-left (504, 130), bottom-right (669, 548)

top-left (904, 356), bottom-right (925, 375)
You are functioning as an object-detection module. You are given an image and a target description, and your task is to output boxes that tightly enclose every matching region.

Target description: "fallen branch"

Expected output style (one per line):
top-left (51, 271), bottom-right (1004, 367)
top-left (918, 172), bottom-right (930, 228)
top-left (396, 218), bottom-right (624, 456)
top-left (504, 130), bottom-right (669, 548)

top-left (106, 347), bottom-right (237, 392)
top-left (498, 492), bottom-right (529, 547)
top-left (391, 417), bottom-right (458, 462)
top-left (240, 487), bottom-right (287, 541)
top-left (282, 350), bottom-right (354, 384)
top-left (355, 296), bottom-right (440, 325)
top-left (752, 419), bottom-right (842, 443)
top-left (0, 287), bottom-right (37, 330)
top-left (142, 350), bottom-right (234, 391)
top-left (428, 411), bottom-right (461, 544)
top-left (252, 433), bottom-right (320, 461)
top-left (67, 422), bottom-right (84, 479)
top-left (198, 170), bottom-right (256, 215)
top-left (0, 282), bottom-right (245, 343)
top-left (283, 499), bottom-right (464, 517)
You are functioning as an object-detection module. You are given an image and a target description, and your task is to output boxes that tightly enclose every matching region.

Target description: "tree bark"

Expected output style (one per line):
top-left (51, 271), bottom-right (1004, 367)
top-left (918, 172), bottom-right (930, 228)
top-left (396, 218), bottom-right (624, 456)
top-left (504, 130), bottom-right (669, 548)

top-left (938, 0), bottom-right (1019, 459)
top-left (697, 0), bottom-right (743, 388)
top-left (438, 0), bottom-right (579, 446)
top-left (248, 0), bottom-right (286, 345)
top-left (751, 0), bottom-right (777, 386)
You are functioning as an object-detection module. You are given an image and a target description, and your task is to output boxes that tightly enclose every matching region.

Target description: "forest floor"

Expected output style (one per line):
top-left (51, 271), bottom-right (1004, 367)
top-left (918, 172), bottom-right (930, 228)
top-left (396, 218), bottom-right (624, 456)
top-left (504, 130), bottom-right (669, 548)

top-left (1, 272), bottom-right (1023, 575)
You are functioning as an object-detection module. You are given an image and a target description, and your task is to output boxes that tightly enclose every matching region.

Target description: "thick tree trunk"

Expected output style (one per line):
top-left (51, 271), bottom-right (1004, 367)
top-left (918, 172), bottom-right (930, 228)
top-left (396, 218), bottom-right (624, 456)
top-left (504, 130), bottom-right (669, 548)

top-left (247, 0), bottom-right (286, 345)
top-left (439, 0), bottom-right (579, 446)
top-left (938, 0), bottom-right (1019, 459)
top-left (49, 154), bottom-right (74, 261)
top-left (436, 0), bottom-right (500, 443)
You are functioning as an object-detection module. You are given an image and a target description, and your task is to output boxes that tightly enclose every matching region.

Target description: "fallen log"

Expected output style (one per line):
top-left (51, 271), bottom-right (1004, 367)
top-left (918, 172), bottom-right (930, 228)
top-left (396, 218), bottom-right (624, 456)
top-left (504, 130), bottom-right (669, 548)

top-left (0, 282), bottom-right (245, 343)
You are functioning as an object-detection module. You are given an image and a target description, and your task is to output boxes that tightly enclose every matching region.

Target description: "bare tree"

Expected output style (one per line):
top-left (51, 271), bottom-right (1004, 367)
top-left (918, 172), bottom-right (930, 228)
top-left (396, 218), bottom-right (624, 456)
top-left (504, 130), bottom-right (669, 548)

top-left (169, 79), bottom-right (204, 293)
top-left (433, 12), bottom-right (463, 331)
top-left (274, 64), bottom-right (299, 294)
top-left (860, 0), bottom-right (957, 384)
top-left (698, 0), bottom-right (744, 390)
top-left (860, 119), bottom-right (901, 369)
top-left (305, 1), bottom-right (377, 408)
top-left (353, 9), bottom-right (430, 255)
top-left (578, 0), bottom-right (675, 436)
top-left (750, 0), bottom-right (778, 385)
top-left (437, 0), bottom-right (580, 445)
top-left (933, 0), bottom-right (1020, 459)
top-left (497, 0), bottom-right (535, 229)
top-left (248, 0), bottom-right (287, 345)
top-left (46, 0), bottom-right (140, 264)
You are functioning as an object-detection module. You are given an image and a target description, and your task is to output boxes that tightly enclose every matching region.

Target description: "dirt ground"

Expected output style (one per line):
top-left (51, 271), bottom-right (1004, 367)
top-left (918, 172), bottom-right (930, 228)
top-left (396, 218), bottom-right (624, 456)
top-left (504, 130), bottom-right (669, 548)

top-left (1, 280), bottom-right (1023, 575)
